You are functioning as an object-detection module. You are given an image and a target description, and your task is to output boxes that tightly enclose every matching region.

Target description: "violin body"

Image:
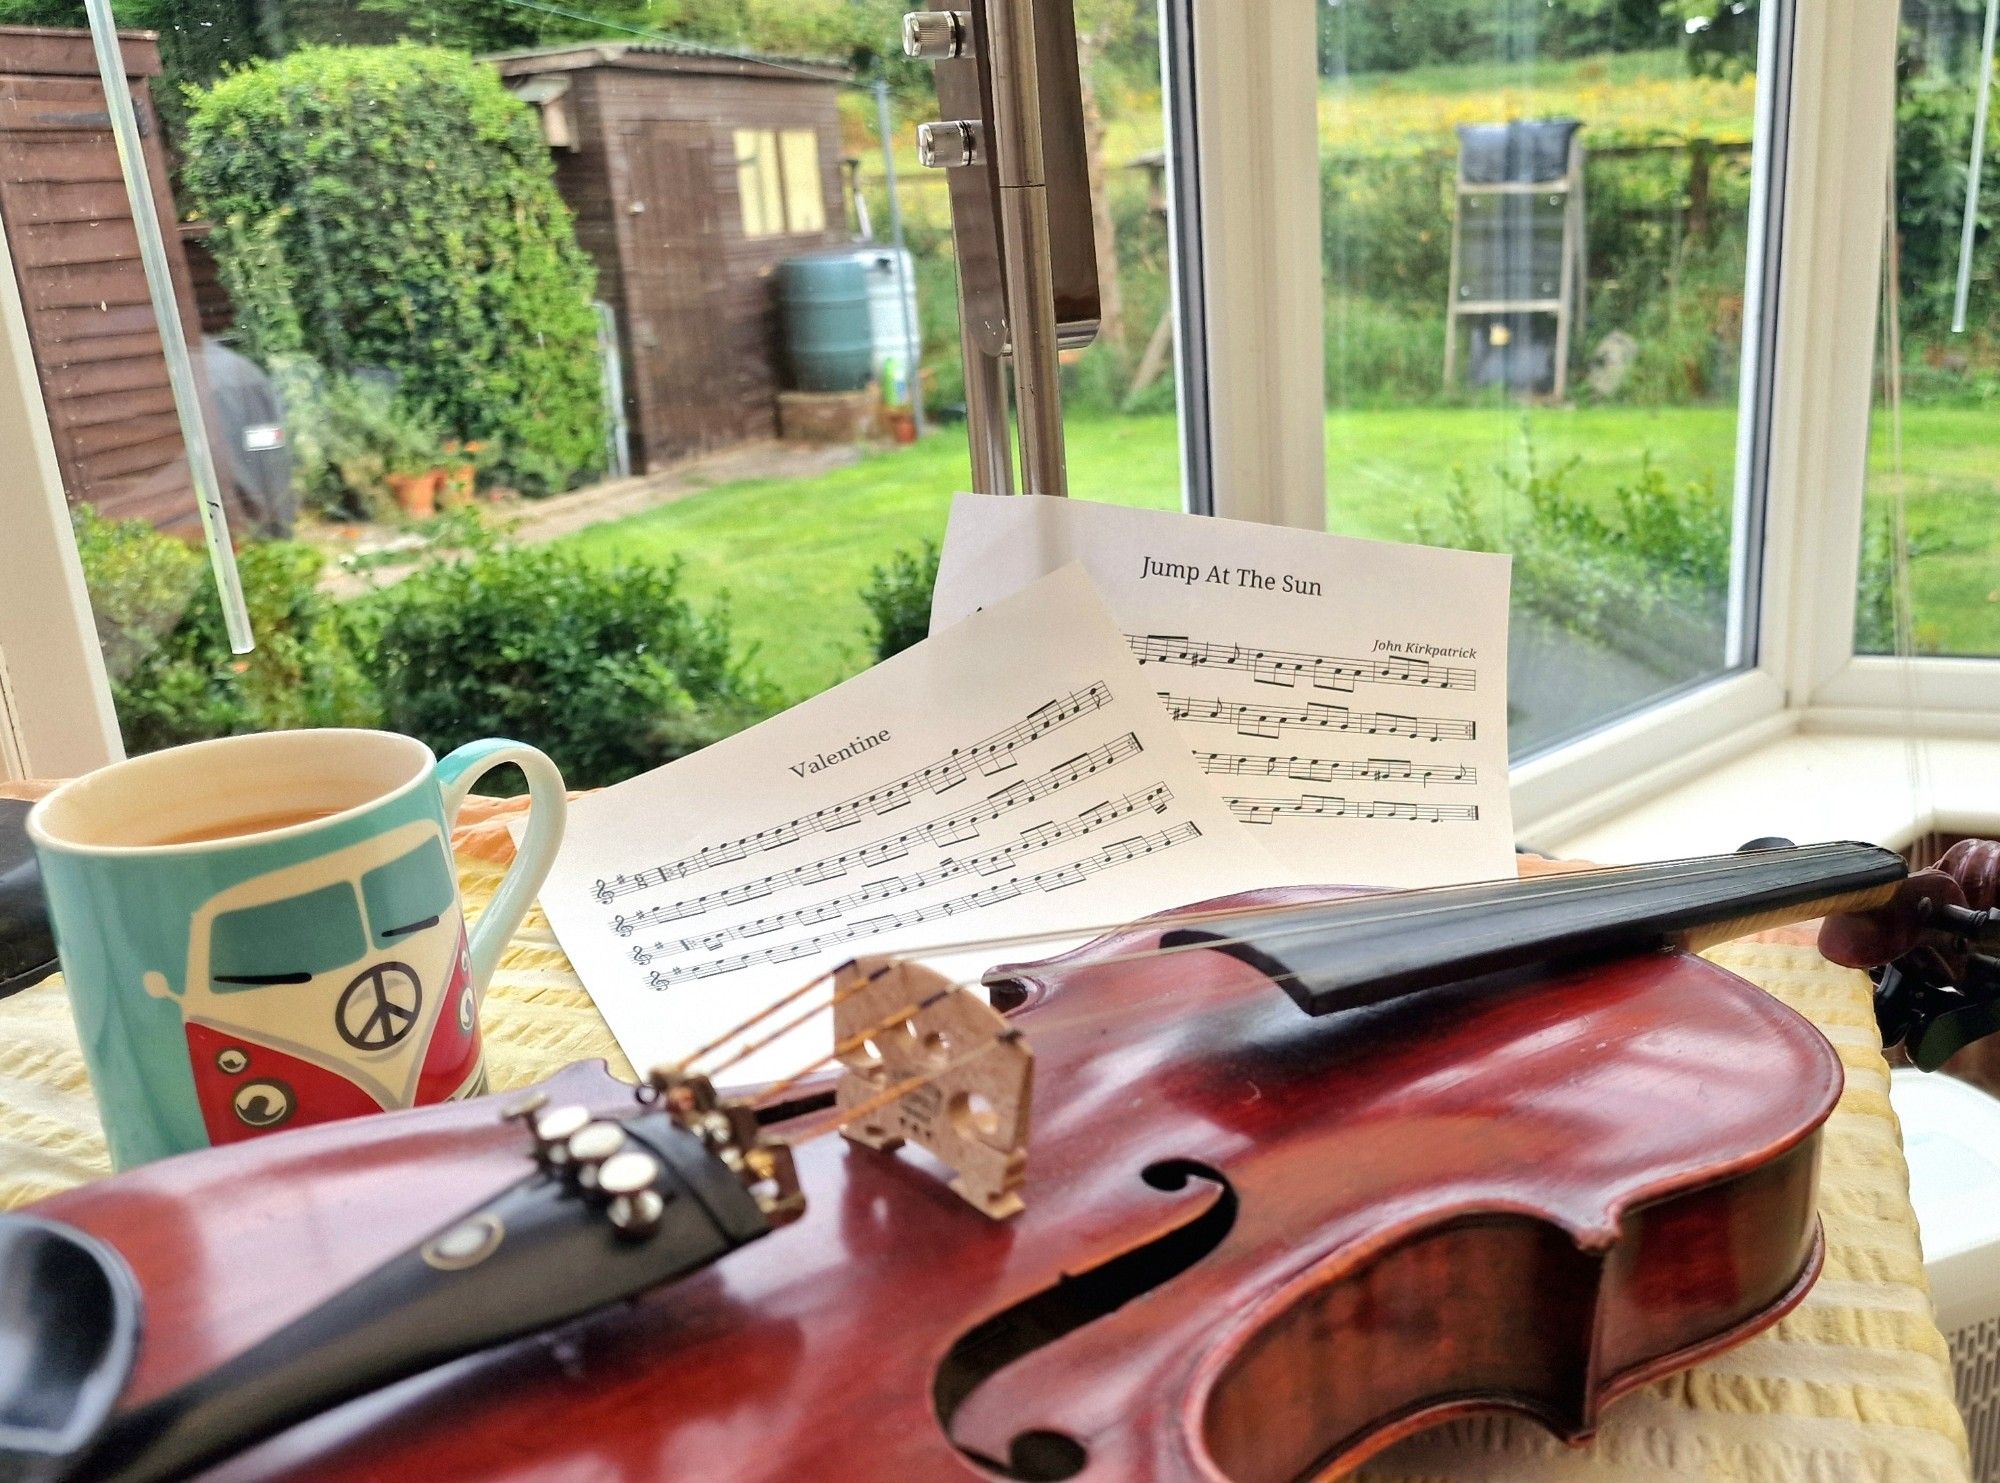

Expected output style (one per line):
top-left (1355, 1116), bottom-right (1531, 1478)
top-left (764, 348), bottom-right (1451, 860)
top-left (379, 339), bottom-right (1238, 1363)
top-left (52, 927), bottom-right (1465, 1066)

top-left (30, 884), bottom-right (1841, 1482)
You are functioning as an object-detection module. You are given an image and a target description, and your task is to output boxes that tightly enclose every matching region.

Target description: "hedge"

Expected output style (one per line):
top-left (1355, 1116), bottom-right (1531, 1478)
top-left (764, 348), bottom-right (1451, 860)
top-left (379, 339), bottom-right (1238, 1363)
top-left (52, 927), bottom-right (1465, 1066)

top-left (180, 44), bottom-right (607, 495)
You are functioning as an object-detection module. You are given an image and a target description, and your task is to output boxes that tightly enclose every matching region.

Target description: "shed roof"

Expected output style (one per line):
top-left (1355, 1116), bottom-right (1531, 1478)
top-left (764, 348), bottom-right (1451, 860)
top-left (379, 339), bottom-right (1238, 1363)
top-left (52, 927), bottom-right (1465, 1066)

top-left (484, 38), bottom-right (849, 85)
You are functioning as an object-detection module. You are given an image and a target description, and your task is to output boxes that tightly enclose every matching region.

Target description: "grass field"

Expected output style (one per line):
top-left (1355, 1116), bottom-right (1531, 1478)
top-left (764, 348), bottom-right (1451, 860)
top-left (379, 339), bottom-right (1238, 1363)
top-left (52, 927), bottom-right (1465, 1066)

top-left (557, 405), bottom-right (1999, 704)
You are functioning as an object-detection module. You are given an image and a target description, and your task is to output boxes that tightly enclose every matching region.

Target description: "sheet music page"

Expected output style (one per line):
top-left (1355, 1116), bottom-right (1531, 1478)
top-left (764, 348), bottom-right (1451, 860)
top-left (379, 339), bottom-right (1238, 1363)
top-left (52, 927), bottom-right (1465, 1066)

top-left (931, 495), bottom-right (1515, 887)
top-left (537, 566), bottom-right (1293, 1084)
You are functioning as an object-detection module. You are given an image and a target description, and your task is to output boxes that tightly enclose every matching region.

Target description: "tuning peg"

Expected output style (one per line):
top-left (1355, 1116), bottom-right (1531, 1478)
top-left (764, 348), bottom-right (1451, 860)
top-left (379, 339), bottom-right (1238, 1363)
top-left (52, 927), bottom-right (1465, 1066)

top-left (916, 120), bottom-right (982, 170)
top-left (530, 1104), bottom-right (591, 1164)
top-left (565, 1121), bottom-right (627, 1189)
top-left (599, 1149), bottom-right (668, 1237)
top-left (903, 10), bottom-right (969, 61)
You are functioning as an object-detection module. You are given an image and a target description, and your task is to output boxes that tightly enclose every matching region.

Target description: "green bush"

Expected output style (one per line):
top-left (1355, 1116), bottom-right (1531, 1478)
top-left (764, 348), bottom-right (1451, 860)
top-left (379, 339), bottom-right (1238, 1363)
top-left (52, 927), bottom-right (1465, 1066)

top-left (292, 374), bottom-right (450, 520)
top-left (181, 44), bottom-right (606, 495)
top-left (860, 542), bottom-right (940, 662)
top-left (1416, 437), bottom-right (1730, 675)
top-left (73, 506), bottom-right (380, 755)
top-left (362, 545), bottom-right (772, 790)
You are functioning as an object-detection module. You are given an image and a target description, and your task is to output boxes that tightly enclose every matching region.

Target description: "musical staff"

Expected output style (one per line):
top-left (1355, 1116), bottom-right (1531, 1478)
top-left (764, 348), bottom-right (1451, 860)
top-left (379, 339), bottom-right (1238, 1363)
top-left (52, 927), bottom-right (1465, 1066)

top-left (644, 823), bottom-right (1204, 986)
top-left (619, 783), bottom-right (1173, 944)
top-left (593, 684), bottom-right (1113, 902)
top-left (1226, 795), bottom-right (1480, 826)
top-left (1195, 751), bottom-right (1476, 787)
top-left (1158, 693), bottom-right (1476, 743)
top-left (605, 735), bottom-right (1149, 932)
top-left (1130, 634), bottom-right (1475, 693)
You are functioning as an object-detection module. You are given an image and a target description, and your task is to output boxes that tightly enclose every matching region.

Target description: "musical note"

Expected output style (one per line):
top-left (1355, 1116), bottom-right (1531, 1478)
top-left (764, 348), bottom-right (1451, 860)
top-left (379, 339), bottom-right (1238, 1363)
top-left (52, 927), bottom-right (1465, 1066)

top-left (1157, 694), bottom-right (1475, 743)
top-left (632, 785), bottom-right (1175, 953)
top-left (1129, 634), bottom-right (1475, 693)
top-left (645, 823), bottom-right (1203, 986)
top-left (592, 684), bottom-right (1115, 902)
top-left (1226, 796), bottom-right (1481, 825)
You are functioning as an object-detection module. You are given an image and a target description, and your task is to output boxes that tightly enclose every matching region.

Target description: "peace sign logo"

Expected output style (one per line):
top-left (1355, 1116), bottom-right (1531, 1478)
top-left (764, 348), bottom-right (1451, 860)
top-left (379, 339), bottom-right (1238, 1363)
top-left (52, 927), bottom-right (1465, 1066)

top-left (337, 961), bottom-right (424, 1051)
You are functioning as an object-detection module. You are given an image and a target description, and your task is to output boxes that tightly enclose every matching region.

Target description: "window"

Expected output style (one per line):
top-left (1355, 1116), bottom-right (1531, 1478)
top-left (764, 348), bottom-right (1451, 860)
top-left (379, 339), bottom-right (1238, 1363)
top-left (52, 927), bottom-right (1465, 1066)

top-left (4, 3), bottom-right (1187, 791)
top-left (778, 127), bottom-right (826, 234)
top-left (1317, 2), bottom-right (1780, 756)
top-left (736, 127), bottom-right (825, 238)
top-left (1857, 1), bottom-right (2000, 660)
top-left (734, 128), bottom-right (785, 238)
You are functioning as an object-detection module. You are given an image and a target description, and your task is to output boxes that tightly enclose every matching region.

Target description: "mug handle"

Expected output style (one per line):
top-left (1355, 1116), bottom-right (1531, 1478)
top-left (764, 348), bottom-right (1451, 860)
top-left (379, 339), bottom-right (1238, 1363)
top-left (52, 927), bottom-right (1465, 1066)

top-left (434, 740), bottom-right (568, 993)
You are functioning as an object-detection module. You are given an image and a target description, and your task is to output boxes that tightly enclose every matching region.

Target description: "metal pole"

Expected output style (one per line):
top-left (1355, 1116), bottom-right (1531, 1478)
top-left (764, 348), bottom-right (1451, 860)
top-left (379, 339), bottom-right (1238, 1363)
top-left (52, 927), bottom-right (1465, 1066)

top-left (985, 0), bottom-right (1067, 496)
top-left (960, 316), bottom-right (1014, 495)
top-left (1952, 0), bottom-right (1999, 333)
top-left (875, 78), bottom-right (927, 438)
top-left (83, 0), bottom-right (253, 654)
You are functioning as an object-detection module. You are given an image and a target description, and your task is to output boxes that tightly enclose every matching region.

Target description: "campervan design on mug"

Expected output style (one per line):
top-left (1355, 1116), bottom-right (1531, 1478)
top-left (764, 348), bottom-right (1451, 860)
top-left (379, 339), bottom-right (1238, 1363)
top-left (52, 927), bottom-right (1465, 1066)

top-left (28, 729), bottom-right (566, 1169)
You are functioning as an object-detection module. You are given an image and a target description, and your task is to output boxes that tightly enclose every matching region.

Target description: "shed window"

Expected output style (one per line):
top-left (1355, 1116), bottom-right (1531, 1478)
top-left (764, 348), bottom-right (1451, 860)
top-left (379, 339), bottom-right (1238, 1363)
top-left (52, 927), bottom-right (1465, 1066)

top-left (735, 127), bottom-right (823, 238)
top-left (779, 129), bottom-right (825, 233)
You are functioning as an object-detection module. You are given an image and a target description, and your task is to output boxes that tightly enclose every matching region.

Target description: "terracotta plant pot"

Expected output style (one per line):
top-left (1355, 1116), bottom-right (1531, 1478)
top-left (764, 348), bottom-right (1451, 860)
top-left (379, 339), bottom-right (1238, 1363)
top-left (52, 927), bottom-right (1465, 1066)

top-left (438, 463), bottom-right (477, 509)
top-left (387, 470), bottom-right (440, 520)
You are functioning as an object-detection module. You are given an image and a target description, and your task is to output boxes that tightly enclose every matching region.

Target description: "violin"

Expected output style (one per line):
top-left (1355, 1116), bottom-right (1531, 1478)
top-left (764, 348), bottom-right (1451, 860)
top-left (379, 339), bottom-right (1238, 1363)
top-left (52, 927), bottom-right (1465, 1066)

top-left (8, 840), bottom-right (1999, 1483)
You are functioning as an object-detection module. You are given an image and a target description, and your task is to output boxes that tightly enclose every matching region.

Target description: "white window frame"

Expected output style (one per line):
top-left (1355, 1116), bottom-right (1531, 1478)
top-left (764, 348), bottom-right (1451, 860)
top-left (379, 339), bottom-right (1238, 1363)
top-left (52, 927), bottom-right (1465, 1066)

top-left (0, 207), bottom-right (120, 782)
top-left (5, 0), bottom-right (1994, 819)
top-left (1182, 0), bottom-right (1995, 845)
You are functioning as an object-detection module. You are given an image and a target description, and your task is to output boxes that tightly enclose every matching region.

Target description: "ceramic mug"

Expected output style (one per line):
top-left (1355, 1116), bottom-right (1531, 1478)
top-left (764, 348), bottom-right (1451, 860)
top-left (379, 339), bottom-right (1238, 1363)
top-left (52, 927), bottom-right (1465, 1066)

top-left (28, 729), bottom-right (566, 1169)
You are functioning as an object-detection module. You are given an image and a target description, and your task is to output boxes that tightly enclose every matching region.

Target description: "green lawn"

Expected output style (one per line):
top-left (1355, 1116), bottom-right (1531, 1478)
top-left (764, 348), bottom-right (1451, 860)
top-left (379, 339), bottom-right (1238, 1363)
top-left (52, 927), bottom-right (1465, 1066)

top-left (557, 406), bottom-right (1999, 704)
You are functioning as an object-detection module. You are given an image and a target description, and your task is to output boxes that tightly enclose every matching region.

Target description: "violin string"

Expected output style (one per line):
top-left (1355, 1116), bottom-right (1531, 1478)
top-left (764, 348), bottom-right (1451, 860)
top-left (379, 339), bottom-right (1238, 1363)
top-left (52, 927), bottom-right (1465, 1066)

top-left (871, 844), bottom-right (1876, 977)
top-left (693, 966), bottom-right (903, 1081)
top-left (789, 1064), bottom-right (972, 1146)
top-left (750, 982), bottom-right (959, 1105)
top-left (679, 847), bottom-right (1885, 1110)
top-left (1880, 147), bottom-right (1934, 850)
top-left (667, 965), bottom-right (844, 1074)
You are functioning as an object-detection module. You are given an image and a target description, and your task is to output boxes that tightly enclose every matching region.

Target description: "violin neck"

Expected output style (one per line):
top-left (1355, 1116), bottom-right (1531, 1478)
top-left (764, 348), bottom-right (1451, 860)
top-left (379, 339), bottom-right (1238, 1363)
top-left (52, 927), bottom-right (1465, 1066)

top-left (1163, 842), bottom-right (1908, 1019)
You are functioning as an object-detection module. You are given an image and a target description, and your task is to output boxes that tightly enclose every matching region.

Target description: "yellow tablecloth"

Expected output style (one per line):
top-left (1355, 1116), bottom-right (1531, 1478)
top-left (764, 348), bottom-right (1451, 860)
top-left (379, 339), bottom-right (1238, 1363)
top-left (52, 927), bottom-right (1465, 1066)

top-left (0, 802), bottom-right (1970, 1481)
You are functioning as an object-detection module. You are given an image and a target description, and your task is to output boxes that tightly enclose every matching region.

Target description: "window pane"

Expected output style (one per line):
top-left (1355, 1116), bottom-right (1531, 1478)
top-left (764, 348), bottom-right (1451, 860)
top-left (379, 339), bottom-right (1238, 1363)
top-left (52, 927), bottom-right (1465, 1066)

top-left (43, 3), bottom-right (1183, 792)
top-left (1857, 3), bottom-right (2000, 659)
top-left (736, 128), bottom-right (782, 238)
top-left (779, 127), bottom-right (825, 234)
top-left (1319, 2), bottom-right (1772, 756)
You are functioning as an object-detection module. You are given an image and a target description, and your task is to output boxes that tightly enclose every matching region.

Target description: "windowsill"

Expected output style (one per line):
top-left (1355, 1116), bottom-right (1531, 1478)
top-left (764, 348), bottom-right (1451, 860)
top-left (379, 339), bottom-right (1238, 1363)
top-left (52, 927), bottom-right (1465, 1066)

top-left (1540, 716), bottom-right (2000, 863)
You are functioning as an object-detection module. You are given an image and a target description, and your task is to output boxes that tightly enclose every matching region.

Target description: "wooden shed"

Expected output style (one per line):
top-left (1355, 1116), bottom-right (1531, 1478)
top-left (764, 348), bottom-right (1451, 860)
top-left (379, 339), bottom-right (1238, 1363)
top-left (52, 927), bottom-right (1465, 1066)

top-left (488, 42), bottom-right (850, 472)
top-left (0, 26), bottom-right (228, 534)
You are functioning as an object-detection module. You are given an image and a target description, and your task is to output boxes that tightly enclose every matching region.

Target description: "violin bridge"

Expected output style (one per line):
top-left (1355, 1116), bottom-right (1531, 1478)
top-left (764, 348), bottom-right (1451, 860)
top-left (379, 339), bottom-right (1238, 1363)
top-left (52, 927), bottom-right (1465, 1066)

top-left (832, 957), bottom-right (1032, 1220)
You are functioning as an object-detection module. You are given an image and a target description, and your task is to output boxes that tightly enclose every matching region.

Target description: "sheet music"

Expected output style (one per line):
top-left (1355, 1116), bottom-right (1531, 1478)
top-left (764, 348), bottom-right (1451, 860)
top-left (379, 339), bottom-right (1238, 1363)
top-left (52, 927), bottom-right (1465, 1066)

top-left (931, 495), bottom-right (1515, 887)
top-left (537, 566), bottom-right (1293, 1084)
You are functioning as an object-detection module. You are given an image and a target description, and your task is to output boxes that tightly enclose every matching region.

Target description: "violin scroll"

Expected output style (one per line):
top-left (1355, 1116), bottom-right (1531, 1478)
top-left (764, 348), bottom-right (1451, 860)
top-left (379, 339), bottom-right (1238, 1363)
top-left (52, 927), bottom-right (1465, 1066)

top-left (1819, 839), bottom-right (2000, 1070)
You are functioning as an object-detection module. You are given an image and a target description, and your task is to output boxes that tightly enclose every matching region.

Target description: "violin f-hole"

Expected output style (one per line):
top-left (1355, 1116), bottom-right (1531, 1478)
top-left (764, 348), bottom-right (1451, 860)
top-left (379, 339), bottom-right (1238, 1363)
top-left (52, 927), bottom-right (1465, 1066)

top-left (934, 1160), bottom-right (1237, 1480)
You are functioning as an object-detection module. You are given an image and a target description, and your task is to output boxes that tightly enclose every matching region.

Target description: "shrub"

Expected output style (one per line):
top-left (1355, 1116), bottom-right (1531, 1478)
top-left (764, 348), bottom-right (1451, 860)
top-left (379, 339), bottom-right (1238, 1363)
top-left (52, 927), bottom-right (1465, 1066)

top-left (180, 44), bottom-right (606, 495)
top-left (860, 542), bottom-right (940, 661)
top-left (73, 506), bottom-right (380, 755)
top-left (363, 545), bottom-right (772, 790)
top-left (1415, 437), bottom-right (1730, 676)
top-left (292, 374), bottom-right (449, 520)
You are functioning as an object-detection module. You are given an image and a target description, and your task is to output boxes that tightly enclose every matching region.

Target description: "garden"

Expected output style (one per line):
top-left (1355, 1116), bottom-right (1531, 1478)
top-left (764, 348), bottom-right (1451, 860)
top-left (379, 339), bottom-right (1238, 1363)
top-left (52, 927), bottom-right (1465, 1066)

top-left (24, 0), bottom-right (1999, 782)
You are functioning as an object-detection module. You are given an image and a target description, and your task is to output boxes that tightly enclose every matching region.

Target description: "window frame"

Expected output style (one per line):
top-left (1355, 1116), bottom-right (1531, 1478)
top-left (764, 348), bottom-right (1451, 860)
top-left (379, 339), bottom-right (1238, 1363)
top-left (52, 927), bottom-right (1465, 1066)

top-left (8, 0), bottom-right (1997, 813)
top-left (1181, 0), bottom-right (2000, 844)
top-left (0, 206), bottom-right (120, 781)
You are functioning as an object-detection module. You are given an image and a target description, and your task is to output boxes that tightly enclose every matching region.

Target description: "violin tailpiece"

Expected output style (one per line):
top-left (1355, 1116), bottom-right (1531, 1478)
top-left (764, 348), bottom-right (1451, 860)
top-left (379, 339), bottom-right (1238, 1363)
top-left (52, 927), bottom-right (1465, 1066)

top-left (832, 957), bottom-right (1032, 1219)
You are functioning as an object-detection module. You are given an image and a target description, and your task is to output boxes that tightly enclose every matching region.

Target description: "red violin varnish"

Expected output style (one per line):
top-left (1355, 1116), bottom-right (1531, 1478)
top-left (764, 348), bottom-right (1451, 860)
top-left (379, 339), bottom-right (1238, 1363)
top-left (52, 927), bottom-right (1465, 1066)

top-left (20, 841), bottom-right (1984, 1483)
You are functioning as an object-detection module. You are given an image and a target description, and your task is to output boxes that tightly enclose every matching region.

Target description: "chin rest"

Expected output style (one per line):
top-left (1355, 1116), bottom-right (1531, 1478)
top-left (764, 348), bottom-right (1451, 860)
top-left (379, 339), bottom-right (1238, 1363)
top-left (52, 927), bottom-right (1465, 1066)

top-left (0, 1215), bottom-right (140, 1483)
top-left (0, 801), bottom-right (57, 1001)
